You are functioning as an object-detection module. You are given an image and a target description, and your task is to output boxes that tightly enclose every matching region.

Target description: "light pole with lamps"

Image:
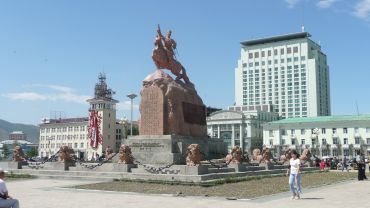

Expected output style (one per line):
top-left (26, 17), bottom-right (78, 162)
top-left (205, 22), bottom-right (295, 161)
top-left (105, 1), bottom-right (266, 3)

top-left (126, 93), bottom-right (137, 136)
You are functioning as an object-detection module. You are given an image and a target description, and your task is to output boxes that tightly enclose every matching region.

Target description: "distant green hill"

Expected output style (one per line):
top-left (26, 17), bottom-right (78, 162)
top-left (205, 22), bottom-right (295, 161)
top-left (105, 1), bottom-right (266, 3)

top-left (0, 119), bottom-right (39, 144)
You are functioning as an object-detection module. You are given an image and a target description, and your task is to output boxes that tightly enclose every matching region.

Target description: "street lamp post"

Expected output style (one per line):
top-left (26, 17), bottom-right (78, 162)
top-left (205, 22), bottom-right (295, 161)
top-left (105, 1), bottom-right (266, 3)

top-left (126, 93), bottom-right (137, 136)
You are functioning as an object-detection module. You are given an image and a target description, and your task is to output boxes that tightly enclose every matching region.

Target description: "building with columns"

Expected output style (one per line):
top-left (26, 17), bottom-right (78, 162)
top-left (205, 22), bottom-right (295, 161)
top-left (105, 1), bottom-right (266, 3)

top-left (207, 105), bottom-right (278, 153)
top-left (263, 115), bottom-right (370, 159)
top-left (38, 73), bottom-right (126, 160)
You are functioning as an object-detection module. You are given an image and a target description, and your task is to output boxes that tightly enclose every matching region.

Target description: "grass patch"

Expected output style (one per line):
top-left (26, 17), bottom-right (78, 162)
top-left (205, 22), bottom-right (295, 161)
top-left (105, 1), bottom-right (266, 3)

top-left (5, 172), bottom-right (35, 181)
top-left (75, 171), bottom-right (357, 199)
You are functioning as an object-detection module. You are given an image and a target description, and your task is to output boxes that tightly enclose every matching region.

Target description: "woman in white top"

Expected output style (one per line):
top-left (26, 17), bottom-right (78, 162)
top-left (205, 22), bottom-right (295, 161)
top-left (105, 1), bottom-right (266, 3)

top-left (286, 150), bottom-right (301, 200)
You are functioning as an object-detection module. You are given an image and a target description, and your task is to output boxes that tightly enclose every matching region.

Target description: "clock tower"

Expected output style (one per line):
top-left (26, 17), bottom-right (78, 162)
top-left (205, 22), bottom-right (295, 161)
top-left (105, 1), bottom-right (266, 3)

top-left (86, 73), bottom-right (118, 160)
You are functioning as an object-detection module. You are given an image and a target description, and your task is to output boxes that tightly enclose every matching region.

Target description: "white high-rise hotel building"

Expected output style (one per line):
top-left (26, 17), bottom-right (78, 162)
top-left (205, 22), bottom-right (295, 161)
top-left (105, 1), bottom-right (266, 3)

top-left (235, 32), bottom-right (331, 118)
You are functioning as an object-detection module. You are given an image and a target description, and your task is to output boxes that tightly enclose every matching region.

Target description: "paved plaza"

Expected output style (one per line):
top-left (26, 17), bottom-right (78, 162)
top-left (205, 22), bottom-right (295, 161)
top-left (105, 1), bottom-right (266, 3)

top-left (6, 178), bottom-right (370, 208)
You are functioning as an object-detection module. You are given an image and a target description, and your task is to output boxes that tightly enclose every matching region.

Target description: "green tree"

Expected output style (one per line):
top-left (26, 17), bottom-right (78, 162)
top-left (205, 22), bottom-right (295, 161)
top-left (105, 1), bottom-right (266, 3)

top-left (2, 145), bottom-right (11, 159)
top-left (250, 138), bottom-right (263, 151)
top-left (26, 147), bottom-right (38, 158)
top-left (125, 126), bottom-right (139, 137)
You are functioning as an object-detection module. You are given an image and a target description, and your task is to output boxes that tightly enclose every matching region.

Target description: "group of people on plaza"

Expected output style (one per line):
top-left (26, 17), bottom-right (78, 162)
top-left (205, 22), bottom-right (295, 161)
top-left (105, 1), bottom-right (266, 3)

top-left (318, 155), bottom-right (368, 180)
top-left (286, 150), bottom-right (369, 200)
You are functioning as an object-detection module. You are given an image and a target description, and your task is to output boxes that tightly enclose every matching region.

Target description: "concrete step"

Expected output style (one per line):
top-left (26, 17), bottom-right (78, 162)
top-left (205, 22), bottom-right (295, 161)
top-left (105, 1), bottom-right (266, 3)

top-left (208, 167), bottom-right (235, 173)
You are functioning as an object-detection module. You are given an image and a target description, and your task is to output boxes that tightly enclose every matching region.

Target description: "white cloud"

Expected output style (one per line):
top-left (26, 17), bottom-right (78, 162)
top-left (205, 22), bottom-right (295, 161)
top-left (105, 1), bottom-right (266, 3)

top-left (3, 92), bottom-right (47, 101)
top-left (28, 84), bottom-right (74, 93)
top-left (2, 84), bottom-right (91, 104)
top-left (117, 100), bottom-right (139, 111)
top-left (316, 0), bottom-right (337, 9)
top-left (354, 0), bottom-right (370, 20)
top-left (285, 0), bottom-right (301, 8)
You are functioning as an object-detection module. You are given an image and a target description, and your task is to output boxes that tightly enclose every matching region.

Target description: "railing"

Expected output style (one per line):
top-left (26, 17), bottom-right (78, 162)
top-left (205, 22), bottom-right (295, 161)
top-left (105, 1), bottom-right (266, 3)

top-left (353, 144), bottom-right (361, 149)
top-left (342, 144), bottom-right (350, 149)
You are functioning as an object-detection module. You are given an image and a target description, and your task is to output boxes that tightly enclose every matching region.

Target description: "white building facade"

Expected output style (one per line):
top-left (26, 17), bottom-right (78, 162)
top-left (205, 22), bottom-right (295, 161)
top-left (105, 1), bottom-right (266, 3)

top-left (263, 115), bottom-right (370, 159)
top-left (207, 105), bottom-right (278, 153)
top-left (235, 32), bottom-right (331, 118)
top-left (38, 74), bottom-right (126, 160)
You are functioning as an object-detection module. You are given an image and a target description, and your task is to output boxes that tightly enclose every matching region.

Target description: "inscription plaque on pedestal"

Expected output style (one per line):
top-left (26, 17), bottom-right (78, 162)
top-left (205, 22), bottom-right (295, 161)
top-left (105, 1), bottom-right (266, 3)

top-left (140, 86), bottom-right (164, 135)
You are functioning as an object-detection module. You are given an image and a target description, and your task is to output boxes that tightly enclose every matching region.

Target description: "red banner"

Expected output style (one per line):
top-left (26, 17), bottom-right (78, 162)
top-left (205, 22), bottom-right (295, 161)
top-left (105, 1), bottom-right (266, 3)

top-left (88, 110), bottom-right (103, 148)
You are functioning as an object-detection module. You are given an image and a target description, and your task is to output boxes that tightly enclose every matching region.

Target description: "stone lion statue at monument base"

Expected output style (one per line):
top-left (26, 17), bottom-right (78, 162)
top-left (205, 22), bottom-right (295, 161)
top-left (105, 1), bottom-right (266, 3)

top-left (300, 148), bottom-right (312, 165)
top-left (186, 144), bottom-right (201, 166)
top-left (118, 144), bottom-right (134, 164)
top-left (260, 147), bottom-right (272, 164)
top-left (59, 146), bottom-right (75, 163)
top-left (252, 148), bottom-right (261, 161)
top-left (105, 147), bottom-right (114, 160)
top-left (226, 146), bottom-right (243, 164)
top-left (13, 146), bottom-right (25, 162)
top-left (280, 149), bottom-right (292, 164)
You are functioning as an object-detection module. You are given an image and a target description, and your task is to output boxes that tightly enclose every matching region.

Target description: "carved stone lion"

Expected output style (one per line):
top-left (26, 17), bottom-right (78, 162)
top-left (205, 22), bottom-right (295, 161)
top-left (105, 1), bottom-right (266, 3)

top-left (226, 146), bottom-right (243, 164)
top-left (118, 144), bottom-right (134, 164)
top-left (260, 147), bottom-right (272, 164)
top-left (300, 148), bottom-right (312, 166)
top-left (13, 146), bottom-right (25, 162)
top-left (280, 149), bottom-right (292, 164)
top-left (105, 147), bottom-right (114, 160)
top-left (59, 146), bottom-right (75, 163)
top-left (186, 144), bottom-right (201, 166)
top-left (252, 148), bottom-right (261, 161)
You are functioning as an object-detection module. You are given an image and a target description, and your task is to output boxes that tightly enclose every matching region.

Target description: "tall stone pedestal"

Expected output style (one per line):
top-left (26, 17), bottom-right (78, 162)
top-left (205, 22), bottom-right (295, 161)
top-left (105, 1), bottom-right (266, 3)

top-left (125, 135), bottom-right (227, 165)
top-left (140, 70), bottom-right (207, 137)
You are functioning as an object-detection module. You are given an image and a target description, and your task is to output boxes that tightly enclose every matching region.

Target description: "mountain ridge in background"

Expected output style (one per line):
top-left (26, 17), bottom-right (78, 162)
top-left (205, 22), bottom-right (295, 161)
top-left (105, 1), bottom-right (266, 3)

top-left (0, 119), bottom-right (39, 144)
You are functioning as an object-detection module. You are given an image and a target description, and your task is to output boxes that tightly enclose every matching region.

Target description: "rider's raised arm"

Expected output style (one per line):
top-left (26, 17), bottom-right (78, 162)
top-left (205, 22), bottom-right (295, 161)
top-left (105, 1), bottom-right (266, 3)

top-left (157, 24), bottom-right (164, 38)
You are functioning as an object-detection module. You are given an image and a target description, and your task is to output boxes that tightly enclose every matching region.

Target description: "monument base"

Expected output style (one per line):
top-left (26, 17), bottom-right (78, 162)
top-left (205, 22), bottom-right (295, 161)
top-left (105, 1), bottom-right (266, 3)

top-left (125, 135), bottom-right (227, 165)
top-left (259, 163), bottom-right (274, 170)
top-left (228, 163), bottom-right (245, 172)
top-left (177, 165), bottom-right (208, 175)
top-left (72, 163), bottom-right (137, 172)
top-left (44, 162), bottom-right (75, 171)
top-left (8, 162), bottom-right (23, 169)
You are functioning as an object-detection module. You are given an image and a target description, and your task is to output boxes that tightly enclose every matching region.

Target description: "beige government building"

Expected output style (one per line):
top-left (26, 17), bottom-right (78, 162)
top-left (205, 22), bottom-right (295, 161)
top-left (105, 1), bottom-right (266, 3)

top-left (38, 74), bottom-right (127, 160)
top-left (263, 115), bottom-right (370, 159)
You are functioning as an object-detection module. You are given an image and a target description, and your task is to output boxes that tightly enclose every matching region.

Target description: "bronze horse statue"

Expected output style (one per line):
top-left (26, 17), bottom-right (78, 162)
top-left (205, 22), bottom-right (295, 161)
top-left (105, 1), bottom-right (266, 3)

top-left (152, 25), bottom-right (190, 84)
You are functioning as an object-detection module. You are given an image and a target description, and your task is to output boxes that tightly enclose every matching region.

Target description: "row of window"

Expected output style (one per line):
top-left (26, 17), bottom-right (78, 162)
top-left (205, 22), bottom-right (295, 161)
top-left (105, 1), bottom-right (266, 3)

top-left (41, 126), bottom-right (87, 134)
top-left (247, 46), bottom-right (300, 59)
top-left (40, 134), bottom-right (87, 141)
top-left (270, 137), bottom-right (370, 146)
top-left (269, 127), bottom-right (370, 137)
top-left (244, 57), bottom-right (305, 68)
top-left (294, 127), bottom-right (368, 135)
top-left (40, 142), bottom-right (86, 149)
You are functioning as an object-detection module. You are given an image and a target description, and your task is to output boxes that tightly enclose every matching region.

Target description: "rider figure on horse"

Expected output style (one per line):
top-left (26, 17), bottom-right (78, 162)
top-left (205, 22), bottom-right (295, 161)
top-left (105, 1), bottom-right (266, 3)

top-left (153, 25), bottom-right (190, 84)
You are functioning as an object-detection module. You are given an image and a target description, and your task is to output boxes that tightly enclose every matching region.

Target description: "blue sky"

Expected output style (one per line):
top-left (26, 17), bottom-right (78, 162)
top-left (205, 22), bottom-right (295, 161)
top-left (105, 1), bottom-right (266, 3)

top-left (1, 0), bottom-right (370, 125)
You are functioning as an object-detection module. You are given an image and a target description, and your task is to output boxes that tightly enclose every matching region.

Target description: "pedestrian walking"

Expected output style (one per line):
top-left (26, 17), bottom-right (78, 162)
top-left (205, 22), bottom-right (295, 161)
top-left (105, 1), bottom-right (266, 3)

top-left (341, 156), bottom-right (348, 172)
top-left (356, 154), bottom-right (368, 181)
top-left (286, 150), bottom-right (302, 200)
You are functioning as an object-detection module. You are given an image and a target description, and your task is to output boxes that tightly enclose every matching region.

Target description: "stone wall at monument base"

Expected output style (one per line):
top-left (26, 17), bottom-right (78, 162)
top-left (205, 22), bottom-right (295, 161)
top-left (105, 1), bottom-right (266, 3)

top-left (124, 135), bottom-right (227, 165)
